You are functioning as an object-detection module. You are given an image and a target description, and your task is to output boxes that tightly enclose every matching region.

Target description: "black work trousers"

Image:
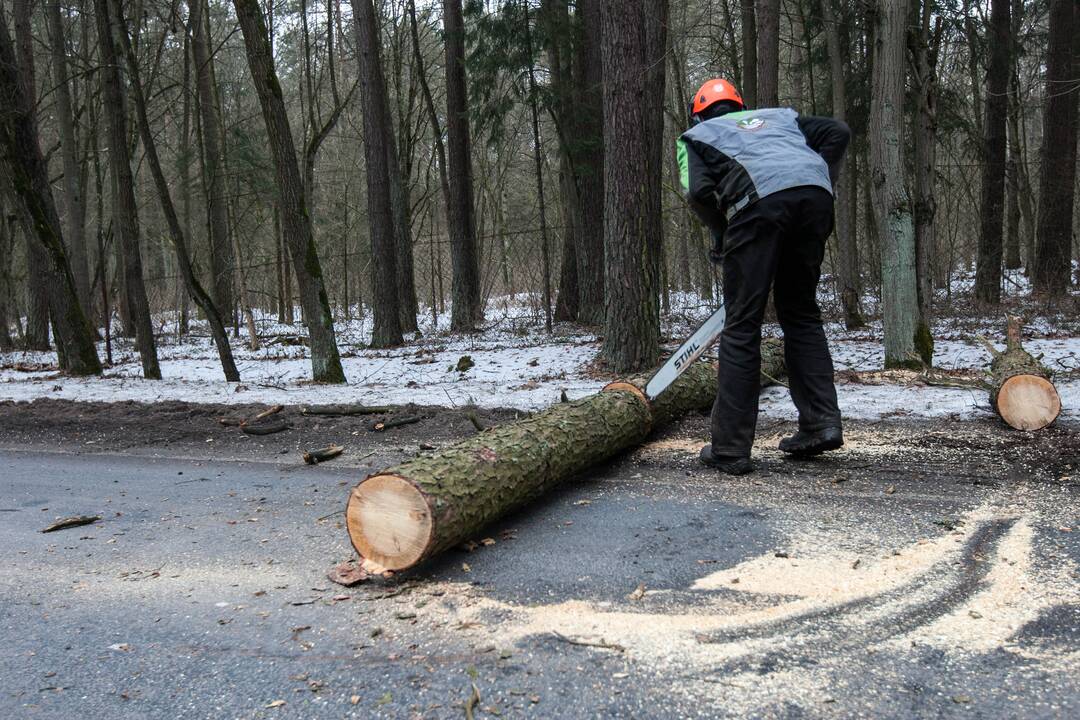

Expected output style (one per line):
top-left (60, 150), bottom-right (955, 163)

top-left (710, 186), bottom-right (842, 458)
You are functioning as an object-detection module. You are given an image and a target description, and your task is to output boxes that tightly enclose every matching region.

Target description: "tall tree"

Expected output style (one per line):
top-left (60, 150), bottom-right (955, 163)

top-left (974, 0), bottom-right (1011, 304)
top-left (600, 0), bottom-right (667, 372)
top-left (232, 0), bottom-right (346, 382)
top-left (114, 0), bottom-right (239, 381)
top-left (1032, 0), bottom-right (1078, 295)
top-left (756, 0), bottom-right (780, 106)
top-left (95, 0), bottom-right (160, 378)
top-left (0, 8), bottom-right (101, 374)
top-left (350, 0), bottom-right (402, 347)
top-left (822, 0), bottom-right (864, 329)
top-left (0, 201), bottom-right (12, 351)
top-left (45, 0), bottom-right (91, 315)
top-left (870, 0), bottom-right (920, 368)
top-left (909, 1), bottom-right (941, 361)
top-left (740, 0), bottom-right (757, 107)
top-left (187, 0), bottom-right (234, 321)
top-left (443, 0), bottom-right (483, 330)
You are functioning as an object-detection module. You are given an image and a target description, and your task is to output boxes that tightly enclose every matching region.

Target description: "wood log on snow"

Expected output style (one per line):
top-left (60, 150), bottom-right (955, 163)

top-left (345, 339), bottom-right (785, 572)
top-left (984, 316), bottom-right (1060, 431)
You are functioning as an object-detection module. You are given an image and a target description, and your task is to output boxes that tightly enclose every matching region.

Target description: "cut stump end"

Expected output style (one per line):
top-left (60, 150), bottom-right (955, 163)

top-left (347, 474), bottom-right (432, 570)
top-left (997, 374), bottom-right (1061, 431)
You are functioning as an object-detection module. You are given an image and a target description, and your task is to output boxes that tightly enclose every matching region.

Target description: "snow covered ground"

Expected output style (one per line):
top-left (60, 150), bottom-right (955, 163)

top-left (2, 288), bottom-right (1079, 424)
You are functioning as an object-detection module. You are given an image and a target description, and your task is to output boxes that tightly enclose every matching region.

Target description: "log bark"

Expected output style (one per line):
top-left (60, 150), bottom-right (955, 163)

top-left (346, 339), bottom-right (785, 571)
top-left (987, 317), bottom-right (1060, 431)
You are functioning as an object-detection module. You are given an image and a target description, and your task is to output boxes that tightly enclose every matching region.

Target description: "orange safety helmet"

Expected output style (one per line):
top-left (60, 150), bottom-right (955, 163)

top-left (690, 78), bottom-right (745, 119)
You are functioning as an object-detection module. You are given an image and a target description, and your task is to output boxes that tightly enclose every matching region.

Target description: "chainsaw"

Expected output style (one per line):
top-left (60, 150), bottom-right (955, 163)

top-left (644, 304), bottom-right (726, 401)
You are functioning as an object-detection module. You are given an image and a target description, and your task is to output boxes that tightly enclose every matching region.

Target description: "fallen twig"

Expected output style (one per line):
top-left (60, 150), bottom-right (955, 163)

top-left (303, 444), bottom-right (345, 465)
top-left (550, 631), bottom-right (625, 652)
top-left (371, 415), bottom-right (422, 432)
top-left (42, 515), bottom-right (101, 533)
top-left (301, 404), bottom-right (390, 416)
top-left (464, 683), bottom-right (481, 720)
top-left (253, 404), bottom-right (285, 421)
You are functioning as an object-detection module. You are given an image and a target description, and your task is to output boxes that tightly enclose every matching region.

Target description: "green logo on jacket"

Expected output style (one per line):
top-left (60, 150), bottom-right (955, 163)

top-left (735, 117), bottom-right (766, 131)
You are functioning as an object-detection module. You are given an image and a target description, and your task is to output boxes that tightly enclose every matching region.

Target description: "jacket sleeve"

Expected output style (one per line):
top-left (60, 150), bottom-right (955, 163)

top-left (797, 115), bottom-right (851, 185)
top-left (677, 136), bottom-right (728, 236)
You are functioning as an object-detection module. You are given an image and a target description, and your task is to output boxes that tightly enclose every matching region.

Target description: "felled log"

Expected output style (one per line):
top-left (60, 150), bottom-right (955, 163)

top-left (983, 316), bottom-right (1060, 431)
top-left (346, 339), bottom-right (784, 571)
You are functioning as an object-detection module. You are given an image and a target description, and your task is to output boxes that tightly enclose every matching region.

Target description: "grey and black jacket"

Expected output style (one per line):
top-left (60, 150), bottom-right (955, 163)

top-left (676, 107), bottom-right (850, 246)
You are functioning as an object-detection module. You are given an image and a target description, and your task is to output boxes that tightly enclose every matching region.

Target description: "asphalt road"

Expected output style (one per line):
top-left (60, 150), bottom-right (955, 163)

top-left (1, 415), bottom-right (1078, 719)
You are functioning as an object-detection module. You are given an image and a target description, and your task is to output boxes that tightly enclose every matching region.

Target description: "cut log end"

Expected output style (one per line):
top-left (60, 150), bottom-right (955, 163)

top-left (347, 474), bottom-right (432, 570)
top-left (996, 374), bottom-right (1061, 431)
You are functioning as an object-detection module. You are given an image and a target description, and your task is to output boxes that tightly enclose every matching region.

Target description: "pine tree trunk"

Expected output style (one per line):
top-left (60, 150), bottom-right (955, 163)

top-left (351, 0), bottom-right (403, 348)
top-left (986, 317), bottom-right (1060, 430)
top-left (871, 0), bottom-right (919, 369)
top-left (0, 200), bottom-right (16, 351)
top-left (114, 0), bottom-right (240, 381)
top-left (573, 1), bottom-right (605, 325)
top-left (347, 341), bottom-right (785, 572)
top-left (756, 0), bottom-right (780, 106)
top-left (974, 0), bottom-right (1010, 305)
top-left (442, 0), bottom-right (482, 330)
top-left (387, 123), bottom-right (419, 334)
top-left (1032, 0), bottom-right (1078, 295)
top-left (188, 0), bottom-right (235, 322)
top-left (0, 11), bottom-right (101, 374)
top-left (233, 0), bottom-right (346, 382)
top-left (600, 0), bottom-right (666, 373)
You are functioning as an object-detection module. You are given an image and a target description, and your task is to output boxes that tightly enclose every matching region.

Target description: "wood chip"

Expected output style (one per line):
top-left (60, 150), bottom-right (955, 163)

top-left (626, 582), bottom-right (646, 601)
top-left (327, 560), bottom-right (370, 587)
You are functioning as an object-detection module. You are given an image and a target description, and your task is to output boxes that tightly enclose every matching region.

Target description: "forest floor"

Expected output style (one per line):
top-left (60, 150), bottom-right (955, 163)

top-left (1, 403), bottom-right (1077, 718)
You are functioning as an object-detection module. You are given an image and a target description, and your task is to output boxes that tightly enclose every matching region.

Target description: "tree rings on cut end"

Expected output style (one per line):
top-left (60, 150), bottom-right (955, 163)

top-left (601, 381), bottom-right (650, 409)
top-left (347, 475), bottom-right (433, 570)
top-left (997, 374), bottom-right (1061, 431)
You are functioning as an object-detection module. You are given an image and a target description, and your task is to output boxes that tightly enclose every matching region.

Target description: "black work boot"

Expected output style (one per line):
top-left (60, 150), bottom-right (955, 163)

top-left (699, 446), bottom-right (754, 475)
top-left (778, 427), bottom-right (844, 457)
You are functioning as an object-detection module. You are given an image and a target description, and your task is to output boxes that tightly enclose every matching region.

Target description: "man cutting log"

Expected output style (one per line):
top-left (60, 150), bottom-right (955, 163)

top-left (677, 79), bottom-right (851, 475)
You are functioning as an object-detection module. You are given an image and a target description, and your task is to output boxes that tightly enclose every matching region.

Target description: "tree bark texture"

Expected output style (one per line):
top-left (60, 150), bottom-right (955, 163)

top-left (571, 1), bottom-right (605, 325)
top-left (346, 339), bottom-right (786, 571)
top-left (351, 0), bottom-right (403, 348)
top-left (45, 0), bottom-right (91, 315)
top-left (0, 10), bottom-right (101, 374)
top-left (187, 0), bottom-right (234, 318)
top-left (870, 0), bottom-right (919, 369)
top-left (600, 0), bottom-right (666, 373)
top-left (0, 205), bottom-right (12, 351)
top-left (443, 0), bottom-right (482, 330)
top-left (1032, 0), bottom-right (1078, 295)
top-left (974, 0), bottom-right (1010, 305)
top-left (756, 0), bottom-right (779, 106)
top-left (114, 0), bottom-right (240, 381)
top-left (987, 317), bottom-right (1060, 431)
top-left (95, 0), bottom-right (160, 379)
top-left (233, 0), bottom-right (346, 383)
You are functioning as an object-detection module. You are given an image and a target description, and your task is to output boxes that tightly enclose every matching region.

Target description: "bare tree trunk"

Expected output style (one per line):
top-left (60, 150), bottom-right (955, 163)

top-left (350, 0), bottom-right (403, 348)
top-left (569, 2), bottom-right (605, 325)
top-left (187, 0), bottom-right (234, 321)
top-left (0, 10), bottom-right (101, 374)
top-left (45, 1), bottom-right (91, 315)
top-left (600, 0), bottom-right (666, 373)
top-left (740, 0), bottom-right (757, 107)
top-left (756, 0), bottom-right (780, 106)
top-left (871, 0), bottom-right (920, 368)
top-left (94, 0), bottom-right (160, 378)
top-left (974, 0), bottom-right (1010, 305)
top-left (822, 0), bottom-right (864, 329)
top-left (112, 0), bottom-right (239, 381)
top-left (909, 3), bottom-right (940, 363)
top-left (233, 0), bottom-right (347, 382)
top-left (443, 0), bottom-right (483, 330)
top-left (0, 197), bottom-right (16, 350)
top-left (522, 0), bottom-right (553, 332)
top-left (1033, 0), bottom-right (1078, 295)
